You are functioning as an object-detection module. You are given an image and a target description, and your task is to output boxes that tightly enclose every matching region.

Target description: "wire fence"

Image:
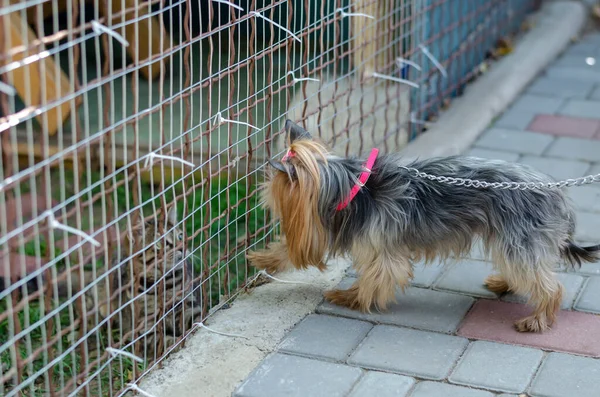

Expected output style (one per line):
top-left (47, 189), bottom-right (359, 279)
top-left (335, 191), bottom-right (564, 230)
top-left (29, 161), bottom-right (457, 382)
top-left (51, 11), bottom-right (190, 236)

top-left (0, 0), bottom-right (539, 395)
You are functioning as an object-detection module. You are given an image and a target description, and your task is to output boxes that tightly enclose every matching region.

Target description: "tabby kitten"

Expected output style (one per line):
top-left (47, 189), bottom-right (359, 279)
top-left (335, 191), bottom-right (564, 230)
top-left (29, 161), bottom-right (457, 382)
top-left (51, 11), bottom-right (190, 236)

top-left (57, 207), bottom-right (202, 359)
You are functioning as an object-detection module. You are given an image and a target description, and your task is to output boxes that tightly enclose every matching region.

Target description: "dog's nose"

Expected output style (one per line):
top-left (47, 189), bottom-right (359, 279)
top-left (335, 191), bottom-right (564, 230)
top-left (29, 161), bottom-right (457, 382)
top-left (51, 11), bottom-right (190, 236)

top-left (269, 159), bottom-right (287, 172)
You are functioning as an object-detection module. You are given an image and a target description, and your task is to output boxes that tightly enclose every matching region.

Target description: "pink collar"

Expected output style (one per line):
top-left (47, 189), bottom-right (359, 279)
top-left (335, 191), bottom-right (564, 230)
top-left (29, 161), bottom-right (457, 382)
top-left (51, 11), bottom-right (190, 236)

top-left (336, 148), bottom-right (379, 211)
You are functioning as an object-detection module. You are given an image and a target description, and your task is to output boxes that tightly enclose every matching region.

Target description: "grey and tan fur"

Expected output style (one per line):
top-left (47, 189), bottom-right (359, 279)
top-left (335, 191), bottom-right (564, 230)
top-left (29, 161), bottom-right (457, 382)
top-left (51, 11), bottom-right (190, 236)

top-left (248, 120), bottom-right (600, 333)
top-left (57, 207), bottom-right (202, 357)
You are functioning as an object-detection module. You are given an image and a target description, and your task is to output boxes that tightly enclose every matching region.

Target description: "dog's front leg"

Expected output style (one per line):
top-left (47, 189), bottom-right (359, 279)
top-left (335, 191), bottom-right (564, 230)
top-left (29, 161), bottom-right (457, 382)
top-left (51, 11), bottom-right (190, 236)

top-left (246, 238), bottom-right (293, 274)
top-left (324, 249), bottom-right (413, 313)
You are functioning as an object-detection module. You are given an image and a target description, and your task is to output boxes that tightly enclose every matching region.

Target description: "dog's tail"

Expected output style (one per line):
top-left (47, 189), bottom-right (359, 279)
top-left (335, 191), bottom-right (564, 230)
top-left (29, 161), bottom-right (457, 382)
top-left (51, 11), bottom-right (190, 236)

top-left (561, 241), bottom-right (600, 267)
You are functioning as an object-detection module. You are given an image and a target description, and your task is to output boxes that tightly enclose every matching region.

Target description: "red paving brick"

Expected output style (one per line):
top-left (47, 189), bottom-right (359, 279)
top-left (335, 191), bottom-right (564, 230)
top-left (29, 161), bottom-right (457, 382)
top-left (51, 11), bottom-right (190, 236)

top-left (457, 300), bottom-right (600, 358)
top-left (527, 114), bottom-right (600, 138)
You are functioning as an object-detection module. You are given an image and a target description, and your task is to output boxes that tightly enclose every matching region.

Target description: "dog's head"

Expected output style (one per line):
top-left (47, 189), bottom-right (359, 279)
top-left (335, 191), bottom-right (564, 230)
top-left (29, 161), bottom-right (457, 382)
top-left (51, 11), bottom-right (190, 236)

top-left (262, 120), bottom-right (329, 269)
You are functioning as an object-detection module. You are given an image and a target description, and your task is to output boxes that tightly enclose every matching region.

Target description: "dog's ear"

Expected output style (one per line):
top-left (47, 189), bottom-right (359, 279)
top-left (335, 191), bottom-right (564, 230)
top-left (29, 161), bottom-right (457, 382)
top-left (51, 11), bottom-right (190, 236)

top-left (269, 159), bottom-right (297, 179)
top-left (285, 119), bottom-right (312, 143)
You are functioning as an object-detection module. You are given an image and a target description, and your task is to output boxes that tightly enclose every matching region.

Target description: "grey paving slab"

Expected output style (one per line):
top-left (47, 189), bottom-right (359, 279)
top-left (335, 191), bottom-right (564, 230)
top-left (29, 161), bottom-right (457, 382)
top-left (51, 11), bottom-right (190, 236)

top-left (448, 341), bottom-right (543, 393)
top-left (569, 185), bottom-right (600, 213)
top-left (574, 276), bottom-right (600, 314)
top-left (434, 260), bottom-right (498, 298)
top-left (493, 108), bottom-right (537, 130)
top-left (529, 352), bottom-right (600, 397)
top-left (410, 381), bottom-right (494, 397)
top-left (545, 66), bottom-right (600, 83)
top-left (411, 261), bottom-right (446, 288)
top-left (526, 76), bottom-right (594, 99)
top-left (590, 85), bottom-right (600, 101)
top-left (545, 137), bottom-right (600, 162)
top-left (233, 353), bottom-right (362, 397)
top-left (587, 162), bottom-right (600, 174)
top-left (561, 40), bottom-right (600, 56)
top-left (576, 259), bottom-right (600, 276)
top-left (348, 372), bottom-right (415, 397)
top-left (553, 55), bottom-right (600, 72)
top-left (467, 240), bottom-right (488, 260)
top-left (502, 272), bottom-right (586, 310)
top-left (518, 155), bottom-right (591, 181)
top-left (347, 325), bottom-right (468, 380)
top-left (467, 148), bottom-right (521, 162)
top-left (318, 278), bottom-right (475, 333)
top-left (475, 129), bottom-right (554, 155)
top-left (277, 314), bottom-right (373, 361)
top-left (575, 211), bottom-right (600, 242)
top-left (510, 94), bottom-right (565, 114)
top-left (558, 99), bottom-right (600, 119)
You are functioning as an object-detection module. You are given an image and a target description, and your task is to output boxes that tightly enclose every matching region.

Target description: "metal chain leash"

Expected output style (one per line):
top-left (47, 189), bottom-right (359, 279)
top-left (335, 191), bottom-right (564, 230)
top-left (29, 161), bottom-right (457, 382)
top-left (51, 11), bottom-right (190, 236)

top-left (400, 166), bottom-right (600, 191)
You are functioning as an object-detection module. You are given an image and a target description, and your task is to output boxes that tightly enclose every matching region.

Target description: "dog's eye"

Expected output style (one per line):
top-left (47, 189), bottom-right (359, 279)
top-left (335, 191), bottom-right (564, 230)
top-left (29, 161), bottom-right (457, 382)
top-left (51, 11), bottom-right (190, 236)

top-left (177, 233), bottom-right (183, 241)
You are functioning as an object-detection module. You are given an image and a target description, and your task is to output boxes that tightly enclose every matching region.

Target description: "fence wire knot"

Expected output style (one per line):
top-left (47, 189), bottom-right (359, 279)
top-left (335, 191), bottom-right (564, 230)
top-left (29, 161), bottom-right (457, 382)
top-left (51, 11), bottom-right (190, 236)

top-left (419, 44), bottom-right (448, 78)
top-left (287, 71), bottom-right (320, 84)
top-left (144, 152), bottom-right (195, 169)
top-left (43, 211), bottom-right (101, 247)
top-left (91, 21), bottom-right (129, 47)
top-left (336, 8), bottom-right (375, 19)
top-left (371, 72), bottom-right (419, 88)
top-left (211, 0), bottom-right (244, 11)
top-left (251, 11), bottom-right (301, 43)
top-left (213, 111), bottom-right (260, 131)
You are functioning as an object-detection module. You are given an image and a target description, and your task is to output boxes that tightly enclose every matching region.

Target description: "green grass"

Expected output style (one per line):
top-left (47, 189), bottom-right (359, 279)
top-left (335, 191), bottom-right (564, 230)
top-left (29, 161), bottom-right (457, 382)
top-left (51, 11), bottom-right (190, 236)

top-left (1, 168), bottom-right (269, 396)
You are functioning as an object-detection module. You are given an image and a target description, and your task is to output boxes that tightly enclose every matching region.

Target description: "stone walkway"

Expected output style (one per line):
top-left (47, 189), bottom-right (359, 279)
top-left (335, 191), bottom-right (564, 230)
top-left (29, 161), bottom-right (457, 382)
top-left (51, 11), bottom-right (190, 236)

top-left (233, 33), bottom-right (600, 397)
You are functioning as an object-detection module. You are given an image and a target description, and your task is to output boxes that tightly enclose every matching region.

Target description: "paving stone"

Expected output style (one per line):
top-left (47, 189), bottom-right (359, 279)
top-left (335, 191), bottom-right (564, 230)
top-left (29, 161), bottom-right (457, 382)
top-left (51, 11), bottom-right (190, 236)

top-left (467, 148), bottom-right (521, 162)
top-left (347, 325), bottom-right (468, 380)
top-left (457, 300), bottom-right (600, 357)
top-left (502, 272), bottom-right (586, 310)
top-left (561, 40), bottom-right (600, 56)
top-left (574, 276), bottom-right (600, 314)
top-left (233, 353), bottom-right (362, 397)
top-left (434, 260), bottom-right (498, 298)
top-left (518, 155), bottom-right (590, 181)
top-left (510, 94), bottom-right (564, 114)
top-left (558, 99), bottom-right (600, 120)
top-left (569, 185), bottom-right (600, 213)
top-left (527, 115), bottom-right (600, 139)
top-left (526, 76), bottom-right (593, 99)
top-left (493, 108), bottom-right (537, 130)
top-left (575, 211), bottom-right (600, 241)
top-left (318, 278), bottom-right (474, 333)
top-left (449, 340), bottom-right (543, 393)
top-left (348, 372), bottom-right (415, 397)
top-left (553, 55), bottom-right (600, 71)
top-left (467, 240), bottom-right (487, 260)
top-left (545, 66), bottom-right (600, 83)
top-left (411, 261), bottom-right (445, 288)
top-left (545, 137), bottom-right (600, 162)
top-left (529, 352), bottom-right (600, 397)
top-left (590, 84), bottom-right (600, 101)
top-left (277, 314), bottom-right (373, 361)
top-left (587, 162), bottom-right (600, 174)
top-left (410, 381), bottom-right (494, 397)
top-left (475, 129), bottom-right (554, 155)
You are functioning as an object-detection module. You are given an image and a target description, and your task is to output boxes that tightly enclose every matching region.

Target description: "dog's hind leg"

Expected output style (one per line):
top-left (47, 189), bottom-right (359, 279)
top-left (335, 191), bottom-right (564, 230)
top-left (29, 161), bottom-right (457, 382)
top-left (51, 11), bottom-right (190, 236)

top-left (324, 247), bottom-right (413, 312)
top-left (499, 264), bottom-right (563, 332)
top-left (484, 274), bottom-right (511, 294)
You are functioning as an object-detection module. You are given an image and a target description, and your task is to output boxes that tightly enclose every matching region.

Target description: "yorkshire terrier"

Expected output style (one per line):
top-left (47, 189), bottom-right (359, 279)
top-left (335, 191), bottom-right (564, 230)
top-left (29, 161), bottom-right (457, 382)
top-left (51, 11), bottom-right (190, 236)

top-left (247, 120), bottom-right (600, 333)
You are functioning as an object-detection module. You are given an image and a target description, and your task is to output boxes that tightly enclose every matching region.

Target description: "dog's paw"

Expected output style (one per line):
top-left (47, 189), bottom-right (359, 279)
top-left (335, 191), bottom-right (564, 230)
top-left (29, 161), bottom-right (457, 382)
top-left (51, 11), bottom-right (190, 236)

top-left (484, 275), bottom-right (510, 294)
top-left (246, 249), bottom-right (282, 274)
top-left (514, 315), bottom-right (549, 333)
top-left (324, 288), bottom-right (363, 311)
